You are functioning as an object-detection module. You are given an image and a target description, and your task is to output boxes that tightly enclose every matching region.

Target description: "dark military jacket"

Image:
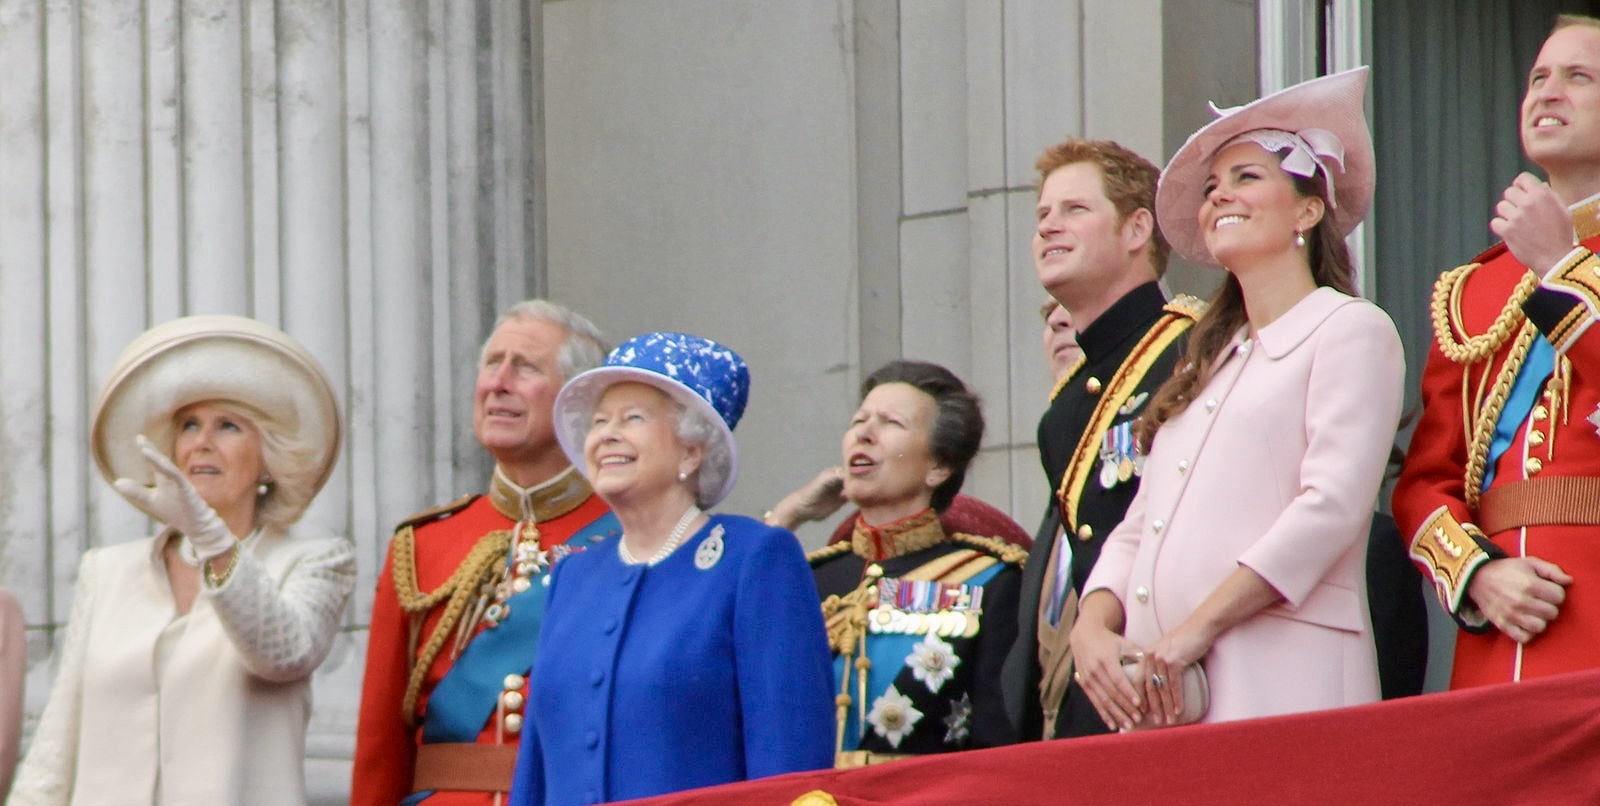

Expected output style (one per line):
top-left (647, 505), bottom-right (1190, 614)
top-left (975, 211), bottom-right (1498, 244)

top-left (1003, 281), bottom-right (1197, 741)
top-left (811, 512), bottom-right (1025, 758)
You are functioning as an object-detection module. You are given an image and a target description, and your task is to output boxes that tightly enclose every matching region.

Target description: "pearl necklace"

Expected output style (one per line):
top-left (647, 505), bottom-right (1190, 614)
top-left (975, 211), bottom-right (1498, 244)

top-left (618, 504), bottom-right (702, 566)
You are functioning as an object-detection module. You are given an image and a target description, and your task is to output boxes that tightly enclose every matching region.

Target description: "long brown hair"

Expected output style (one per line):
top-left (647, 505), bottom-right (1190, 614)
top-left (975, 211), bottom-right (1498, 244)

top-left (1134, 154), bottom-right (1356, 449)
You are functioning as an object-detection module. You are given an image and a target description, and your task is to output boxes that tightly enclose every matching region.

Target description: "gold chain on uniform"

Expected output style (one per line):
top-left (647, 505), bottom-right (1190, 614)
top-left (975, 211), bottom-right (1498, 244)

top-left (1429, 262), bottom-right (1539, 364)
top-left (1429, 263), bottom-right (1543, 509)
top-left (390, 525), bottom-right (513, 726)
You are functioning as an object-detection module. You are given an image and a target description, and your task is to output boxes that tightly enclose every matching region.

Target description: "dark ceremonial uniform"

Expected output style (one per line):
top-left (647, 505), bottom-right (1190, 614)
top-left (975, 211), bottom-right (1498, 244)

top-left (810, 510), bottom-right (1025, 766)
top-left (353, 468), bottom-right (616, 805)
top-left (1002, 282), bottom-right (1198, 740)
top-left (1394, 197), bottom-right (1600, 688)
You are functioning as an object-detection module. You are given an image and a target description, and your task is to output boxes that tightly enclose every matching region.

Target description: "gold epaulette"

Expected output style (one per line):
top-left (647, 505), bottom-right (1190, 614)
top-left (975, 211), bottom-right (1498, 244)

top-left (1163, 293), bottom-right (1208, 320)
top-left (951, 532), bottom-right (1028, 567)
top-left (394, 493), bottom-right (478, 532)
top-left (1544, 247), bottom-right (1600, 338)
top-left (806, 540), bottom-right (854, 565)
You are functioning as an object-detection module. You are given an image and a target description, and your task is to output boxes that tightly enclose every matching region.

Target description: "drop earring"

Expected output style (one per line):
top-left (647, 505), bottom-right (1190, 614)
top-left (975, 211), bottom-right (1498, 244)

top-left (1294, 230), bottom-right (1306, 248)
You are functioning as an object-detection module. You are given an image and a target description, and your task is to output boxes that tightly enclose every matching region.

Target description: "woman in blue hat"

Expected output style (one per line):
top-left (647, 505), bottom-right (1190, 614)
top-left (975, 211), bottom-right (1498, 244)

top-left (508, 332), bottom-right (834, 806)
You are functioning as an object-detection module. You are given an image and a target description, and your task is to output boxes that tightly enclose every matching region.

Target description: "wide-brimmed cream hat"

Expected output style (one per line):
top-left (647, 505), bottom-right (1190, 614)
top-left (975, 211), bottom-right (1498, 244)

top-left (1156, 66), bottom-right (1373, 266)
top-left (91, 315), bottom-right (341, 527)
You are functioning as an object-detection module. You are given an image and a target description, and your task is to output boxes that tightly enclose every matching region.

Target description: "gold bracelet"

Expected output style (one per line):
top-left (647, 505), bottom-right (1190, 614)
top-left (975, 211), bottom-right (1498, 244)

top-left (205, 547), bottom-right (241, 588)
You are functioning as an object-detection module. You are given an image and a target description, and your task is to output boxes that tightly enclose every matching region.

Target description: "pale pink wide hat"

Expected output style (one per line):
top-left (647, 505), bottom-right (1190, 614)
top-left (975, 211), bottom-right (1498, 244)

top-left (1156, 66), bottom-right (1374, 266)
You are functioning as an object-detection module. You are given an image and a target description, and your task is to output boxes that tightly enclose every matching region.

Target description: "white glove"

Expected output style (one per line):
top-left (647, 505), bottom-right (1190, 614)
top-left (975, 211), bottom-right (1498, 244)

top-left (112, 435), bottom-right (237, 563)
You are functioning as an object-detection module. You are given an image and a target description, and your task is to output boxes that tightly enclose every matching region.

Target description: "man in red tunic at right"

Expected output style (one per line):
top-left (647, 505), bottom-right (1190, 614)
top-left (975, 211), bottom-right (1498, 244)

top-left (1395, 14), bottom-right (1600, 687)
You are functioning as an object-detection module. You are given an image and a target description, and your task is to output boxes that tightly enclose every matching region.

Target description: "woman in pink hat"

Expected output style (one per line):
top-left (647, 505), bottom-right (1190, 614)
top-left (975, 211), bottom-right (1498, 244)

top-left (12, 316), bottom-right (356, 805)
top-left (1069, 68), bottom-right (1405, 730)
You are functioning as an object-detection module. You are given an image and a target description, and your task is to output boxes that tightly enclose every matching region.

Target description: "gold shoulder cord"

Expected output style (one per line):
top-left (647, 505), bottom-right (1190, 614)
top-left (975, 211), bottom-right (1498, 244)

top-left (1428, 264), bottom-right (1542, 509)
top-left (806, 541), bottom-right (854, 565)
top-left (390, 525), bottom-right (513, 726)
top-left (1048, 357), bottom-right (1086, 403)
top-left (820, 571), bottom-right (880, 761)
top-left (1428, 263), bottom-right (1538, 364)
top-left (949, 532), bottom-right (1029, 567)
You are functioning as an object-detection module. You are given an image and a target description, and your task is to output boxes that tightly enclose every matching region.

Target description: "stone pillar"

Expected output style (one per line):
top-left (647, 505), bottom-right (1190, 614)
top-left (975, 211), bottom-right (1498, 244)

top-left (0, 1), bottom-right (545, 795)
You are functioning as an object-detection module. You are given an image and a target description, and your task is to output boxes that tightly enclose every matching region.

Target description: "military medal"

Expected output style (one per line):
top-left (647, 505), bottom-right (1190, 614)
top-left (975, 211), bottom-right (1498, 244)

top-left (1099, 456), bottom-right (1119, 489)
top-left (1118, 391), bottom-right (1150, 417)
top-left (1100, 421), bottom-right (1138, 488)
top-left (873, 609), bottom-right (896, 629)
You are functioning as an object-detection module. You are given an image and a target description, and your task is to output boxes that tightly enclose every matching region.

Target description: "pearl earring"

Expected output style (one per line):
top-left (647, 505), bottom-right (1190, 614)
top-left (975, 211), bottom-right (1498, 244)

top-left (257, 477), bottom-right (272, 496)
top-left (677, 471), bottom-right (688, 482)
top-left (1294, 230), bottom-right (1306, 248)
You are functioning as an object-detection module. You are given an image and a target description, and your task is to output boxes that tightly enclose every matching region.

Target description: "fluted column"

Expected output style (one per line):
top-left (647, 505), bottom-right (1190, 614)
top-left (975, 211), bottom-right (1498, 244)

top-left (0, 0), bottom-right (547, 779)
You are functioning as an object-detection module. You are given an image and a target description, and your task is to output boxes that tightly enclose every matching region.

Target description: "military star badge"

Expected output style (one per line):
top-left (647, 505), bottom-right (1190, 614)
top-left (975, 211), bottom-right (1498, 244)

top-left (866, 687), bottom-right (923, 749)
top-left (1589, 404), bottom-right (1600, 436)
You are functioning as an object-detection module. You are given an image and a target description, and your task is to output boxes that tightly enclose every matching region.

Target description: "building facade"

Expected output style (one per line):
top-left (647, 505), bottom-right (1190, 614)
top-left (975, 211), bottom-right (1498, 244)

top-left (0, 0), bottom-right (1580, 798)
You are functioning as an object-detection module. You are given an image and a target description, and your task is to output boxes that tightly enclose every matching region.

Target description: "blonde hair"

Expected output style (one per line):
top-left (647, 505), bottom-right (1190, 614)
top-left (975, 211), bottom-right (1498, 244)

top-left (167, 399), bottom-right (324, 531)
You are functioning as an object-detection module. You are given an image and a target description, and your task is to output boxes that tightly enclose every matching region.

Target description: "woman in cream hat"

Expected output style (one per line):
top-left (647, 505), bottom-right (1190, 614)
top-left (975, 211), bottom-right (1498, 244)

top-left (509, 332), bottom-right (833, 805)
top-left (1070, 68), bottom-right (1405, 730)
top-left (12, 316), bottom-right (357, 805)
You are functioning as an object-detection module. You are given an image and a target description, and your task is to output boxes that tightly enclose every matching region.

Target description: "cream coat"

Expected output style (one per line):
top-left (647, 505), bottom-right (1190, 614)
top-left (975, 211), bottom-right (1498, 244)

top-left (10, 528), bottom-right (355, 805)
top-left (1086, 288), bottom-right (1403, 723)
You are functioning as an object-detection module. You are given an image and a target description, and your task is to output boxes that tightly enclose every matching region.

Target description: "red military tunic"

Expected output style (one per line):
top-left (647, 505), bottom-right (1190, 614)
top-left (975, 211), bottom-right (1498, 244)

top-left (353, 467), bottom-right (614, 805)
top-left (1394, 196), bottom-right (1600, 688)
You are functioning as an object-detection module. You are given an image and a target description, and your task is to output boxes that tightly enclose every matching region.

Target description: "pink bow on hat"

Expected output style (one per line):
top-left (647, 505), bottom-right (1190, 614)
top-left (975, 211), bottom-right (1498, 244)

top-left (1217, 124), bottom-right (1347, 208)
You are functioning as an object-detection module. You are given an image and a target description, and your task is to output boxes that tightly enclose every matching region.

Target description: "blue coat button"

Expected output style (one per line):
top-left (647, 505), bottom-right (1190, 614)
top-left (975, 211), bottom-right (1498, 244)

top-left (585, 730), bottom-right (599, 749)
top-left (603, 617), bottom-right (618, 635)
top-left (589, 669), bottom-right (605, 686)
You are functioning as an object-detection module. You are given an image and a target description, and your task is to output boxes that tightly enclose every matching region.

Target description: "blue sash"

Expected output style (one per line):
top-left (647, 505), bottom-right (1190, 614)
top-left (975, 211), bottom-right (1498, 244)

top-left (421, 510), bottom-right (620, 743)
top-left (1483, 336), bottom-right (1554, 492)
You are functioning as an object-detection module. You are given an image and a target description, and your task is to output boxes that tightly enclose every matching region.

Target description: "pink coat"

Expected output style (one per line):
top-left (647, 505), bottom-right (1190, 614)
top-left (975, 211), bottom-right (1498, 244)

top-left (1085, 287), bottom-right (1403, 723)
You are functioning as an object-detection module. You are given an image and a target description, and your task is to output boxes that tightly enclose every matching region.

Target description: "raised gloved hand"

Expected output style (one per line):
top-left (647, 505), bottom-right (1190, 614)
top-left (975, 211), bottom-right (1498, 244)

top-left (112, 435), bottom-right (237, 563)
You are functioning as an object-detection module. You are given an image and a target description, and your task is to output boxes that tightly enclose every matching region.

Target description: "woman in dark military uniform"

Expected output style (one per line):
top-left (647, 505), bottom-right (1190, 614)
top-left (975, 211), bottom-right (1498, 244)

top-left (809, 361), bottom-right (1024, 767)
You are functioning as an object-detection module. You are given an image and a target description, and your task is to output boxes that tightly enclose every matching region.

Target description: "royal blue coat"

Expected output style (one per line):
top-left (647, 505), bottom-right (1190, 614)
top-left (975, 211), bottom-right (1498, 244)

top-left (509, 514), bottom-right (834, 806)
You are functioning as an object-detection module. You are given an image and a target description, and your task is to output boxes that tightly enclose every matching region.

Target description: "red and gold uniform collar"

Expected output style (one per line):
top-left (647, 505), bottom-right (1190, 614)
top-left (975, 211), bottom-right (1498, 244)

top-left (850, 508), bottom-right (947, 561)
top-left (1572, 191), bottom-right (1600, 241)
top-left (488, 465), bottom-right (593, 523)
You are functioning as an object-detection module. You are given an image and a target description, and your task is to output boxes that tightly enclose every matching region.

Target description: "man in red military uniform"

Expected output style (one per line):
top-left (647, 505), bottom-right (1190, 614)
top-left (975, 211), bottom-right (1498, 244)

top-left (1395, 15), bottom-right (1600, 688)
top-left (353, 301), bottom-right (616, 804)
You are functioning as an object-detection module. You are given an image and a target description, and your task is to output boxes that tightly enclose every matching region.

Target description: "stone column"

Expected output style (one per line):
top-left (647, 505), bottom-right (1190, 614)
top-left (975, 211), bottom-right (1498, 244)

top-left (0, 1), bottom-right (546, 793)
